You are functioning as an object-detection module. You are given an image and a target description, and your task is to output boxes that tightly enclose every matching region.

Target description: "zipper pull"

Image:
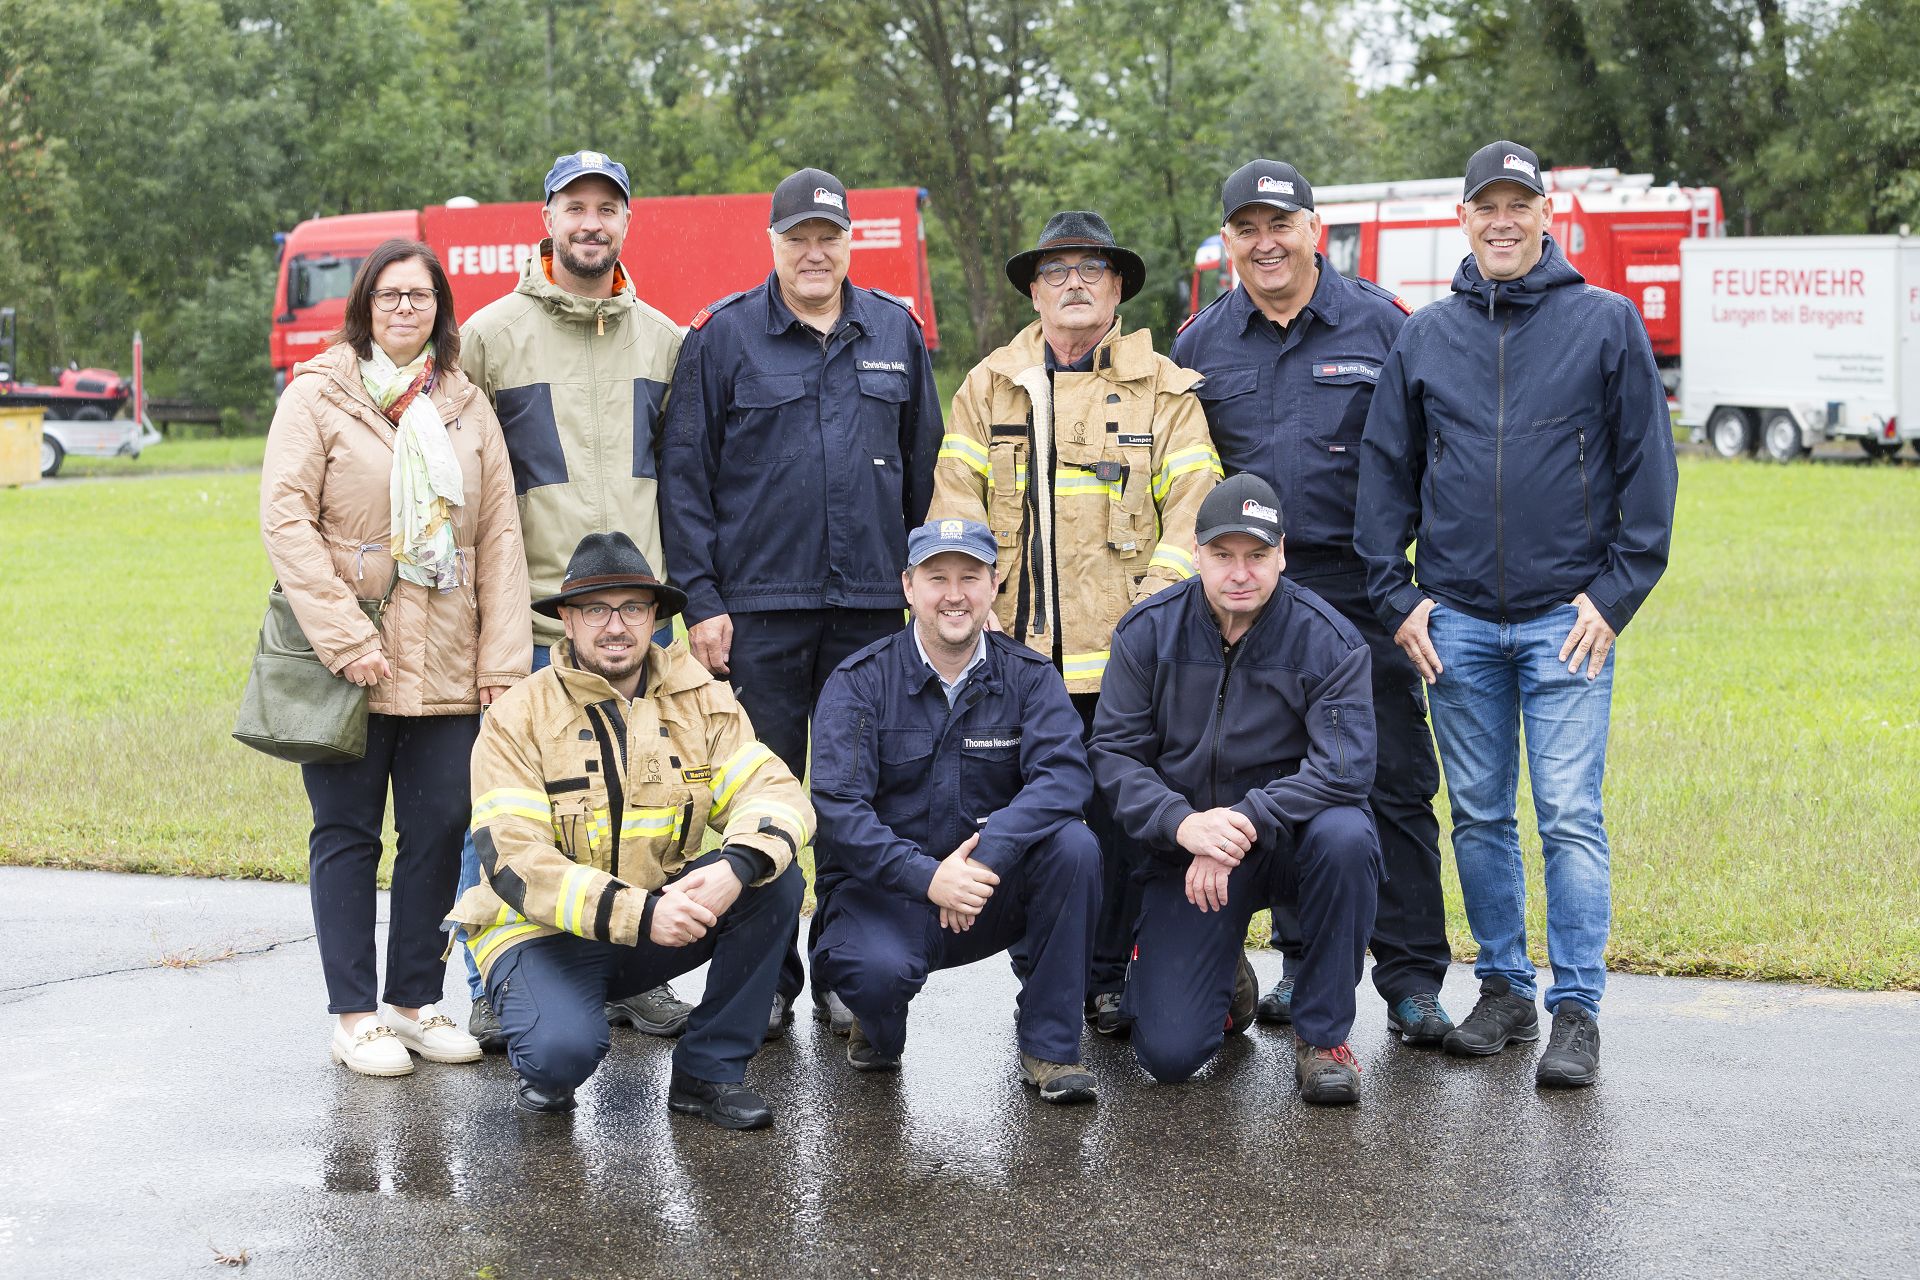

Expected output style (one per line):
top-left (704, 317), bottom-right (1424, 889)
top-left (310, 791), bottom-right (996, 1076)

top-left (596, 311), bottom-right (605, 337)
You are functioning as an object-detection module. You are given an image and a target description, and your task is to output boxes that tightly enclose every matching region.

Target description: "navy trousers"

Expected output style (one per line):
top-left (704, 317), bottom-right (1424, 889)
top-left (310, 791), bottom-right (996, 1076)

top-left (1074, 692), bottom-right (1149, 999)
top-left (722, 607), bottom-right (902, 1003)
top-left (1125, 805), bottom-right (1379, 1083)
top-left (1271, 560), bottom-right (1450, 1004)
top-left (301, 712), bottom-right (478, 1014)
top-left (486, 854), bottom-right (803, 1093)
top-left (811, 822), bottom-right (1101, 1065)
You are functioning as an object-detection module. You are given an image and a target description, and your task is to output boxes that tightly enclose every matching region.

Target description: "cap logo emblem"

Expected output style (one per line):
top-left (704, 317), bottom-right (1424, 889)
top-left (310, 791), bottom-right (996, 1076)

top-left (1256, 176), bottom-right (1295, 195)
top-left (1242, 499), bottom-right (1279, 522)
top-left (939, 519), bottom-right (964, 538)
top-left (578, 150), bottom-right (608, 168)
top-left (813, 188), bottom-right (846, 210)
top-left (1502, 153), bottom-right (1538, 178)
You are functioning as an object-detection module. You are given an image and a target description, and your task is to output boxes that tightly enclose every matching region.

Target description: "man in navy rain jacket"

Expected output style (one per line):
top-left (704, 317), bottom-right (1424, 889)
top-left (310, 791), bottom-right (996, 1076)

top-left (1171, 159), bottom-right (1453, 1046)
top-left (809, 518), bottom-right (1102, 1104)
top-left (1355, 140), bottom-right (1677, 1090)
top-left (1091, 474), bottom-right (1380, 1105)
top-left (661, 168), bottom-right (943, 1034)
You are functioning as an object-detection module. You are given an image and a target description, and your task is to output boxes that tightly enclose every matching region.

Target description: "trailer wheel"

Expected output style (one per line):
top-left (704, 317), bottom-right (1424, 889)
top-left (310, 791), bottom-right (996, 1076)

top-left (69, 404), bottom-right (110, 422)
top-left (1860, 439), bottom-right (1902, 461)
top-left (1910, 439), bottom-right (1920, 459)
top-left (1760, 412), bottom-right (1805, 463)
top-left (40, 435), bottom-right (64, 477)
top-left (1706, 407), bottom-right (1756, 459)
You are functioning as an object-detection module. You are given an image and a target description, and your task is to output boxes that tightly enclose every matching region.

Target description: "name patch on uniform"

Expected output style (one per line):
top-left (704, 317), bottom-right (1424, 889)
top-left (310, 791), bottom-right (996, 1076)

top-left (1116, 434), bottom-right (1152, 446)
top-left (964, 735), bottom-right (1021, 749)
top-left (860, 359), bottom-right (907, 372)
top-left (681, 766), bottom-right (713, 782)
top-left (1315, 362), bottom-right (1380, 379)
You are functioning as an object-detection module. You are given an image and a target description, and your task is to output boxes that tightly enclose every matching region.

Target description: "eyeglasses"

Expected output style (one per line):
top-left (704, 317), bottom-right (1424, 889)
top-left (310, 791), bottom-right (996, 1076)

top-left (571, 600), bottom-right (655, 627)
top-left (1036, 258), bottom-right (1111, 288)
top-left (371, 289), bottom-right (438, 312)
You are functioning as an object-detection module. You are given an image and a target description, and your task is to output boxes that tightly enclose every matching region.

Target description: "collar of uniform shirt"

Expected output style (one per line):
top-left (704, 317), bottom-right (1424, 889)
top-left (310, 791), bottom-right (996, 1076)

top-left (911, 626), bottom-right (989, 706)
top-left (763, 270), bottom-right (861, 337)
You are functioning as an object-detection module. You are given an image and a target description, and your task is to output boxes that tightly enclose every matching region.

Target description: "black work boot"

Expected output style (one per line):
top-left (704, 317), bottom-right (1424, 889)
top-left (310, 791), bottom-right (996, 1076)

top-left (605, 983), bottom-right (692, 1037)
top-left (1442, 976), bottom-right (1541, 1056)
top-left (1535, 1005), bottom-right (1601, 1088)
top-left (667, 1069), bottom-right (774, 1130)
top-left (1256, 975), bottom-right (1296, 1025)
top-left (1226, 953), bottom-right (1259, 1034)
top-left (513, 1076), bottom-right (576, 1114)
top-left (467, 995), bottom-right (508, 1054)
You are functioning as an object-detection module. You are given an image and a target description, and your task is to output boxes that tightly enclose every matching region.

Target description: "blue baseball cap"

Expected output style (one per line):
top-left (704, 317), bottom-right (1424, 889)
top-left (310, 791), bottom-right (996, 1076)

top-left (907, 518), bottom-right (997, 569)
top-left (543, 150), bottom-right (631, 202)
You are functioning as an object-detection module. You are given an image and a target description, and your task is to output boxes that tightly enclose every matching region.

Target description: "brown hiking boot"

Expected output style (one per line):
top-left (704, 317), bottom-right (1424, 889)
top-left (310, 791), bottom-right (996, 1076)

top-left (846, 1018), bottom-right (900, 1072)
top-left (1294, 1039), bottom-right (1362, 1106)
top-left (1227, 952), bottom-right (1258, 1034)
top-left (1019, 1053), bottom-right (1098, 1104)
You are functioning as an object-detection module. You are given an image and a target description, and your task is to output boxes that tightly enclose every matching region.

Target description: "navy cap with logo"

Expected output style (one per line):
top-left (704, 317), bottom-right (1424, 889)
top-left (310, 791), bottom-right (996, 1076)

top-left (1195, 473), bottom-right (1285, 547)
top-left (1221, 159), bottom-right (1314, 222)
top-left (1463, 141), bottom-right (1545, 201)
top-left (543, 149), bottom-right (632, 202)
top-left (770, 168), bottom-right (852, 233)
top-left (907, 517), bottom-right (997, 569)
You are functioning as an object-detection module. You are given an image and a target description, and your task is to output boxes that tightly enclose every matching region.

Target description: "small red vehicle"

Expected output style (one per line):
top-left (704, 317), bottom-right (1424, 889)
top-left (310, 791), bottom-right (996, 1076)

top-left (0, 307), bottom-right (131, 420)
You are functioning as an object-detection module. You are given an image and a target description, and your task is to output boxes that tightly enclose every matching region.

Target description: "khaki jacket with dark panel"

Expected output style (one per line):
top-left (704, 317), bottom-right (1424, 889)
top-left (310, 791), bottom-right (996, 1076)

top-left (261, 343), bottom-right (531, 715)
top-left (460, 247), bottom-right (685, 648)
top-left (447, 639), bottom-right (814, 981)
top-left (931, 321), bottom-right (1221, 693)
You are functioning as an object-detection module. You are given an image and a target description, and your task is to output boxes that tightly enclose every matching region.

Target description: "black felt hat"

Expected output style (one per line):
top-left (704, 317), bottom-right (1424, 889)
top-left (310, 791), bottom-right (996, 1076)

top-left (532, 531), bottom-right (688, 620)
top-left (1004, 210), bottom-right (1147, 302)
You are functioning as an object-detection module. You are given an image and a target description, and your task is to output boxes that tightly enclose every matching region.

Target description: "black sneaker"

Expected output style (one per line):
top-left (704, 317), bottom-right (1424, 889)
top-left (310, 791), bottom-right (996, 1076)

top-left (1535, 1005), bottom-right (1601, 1089)
top-left (845, 1019), bottom-right (901, 1073)
top-left (512, 1076), bottom-right (575, 1115)
top-left (1442, 976), bottom-right (1540, 1057)
top-left (1085, 991), bottom-right (1132, 1038)
top-left (1387, 993), bottom-right (1454, 1047)
top-left (605, 983), bottom-right (692, 1037)
top-left (467, 995), bottom-right (508, 1054)
top-left (1226, 953), bottom-right (1258, 1034)
top-left (812, 990), bottom-right (855, 1037)
top-left (666, 1068), bottom-right (774, 1130)
top-left (1256, 975), bottom-right (1295, 1025)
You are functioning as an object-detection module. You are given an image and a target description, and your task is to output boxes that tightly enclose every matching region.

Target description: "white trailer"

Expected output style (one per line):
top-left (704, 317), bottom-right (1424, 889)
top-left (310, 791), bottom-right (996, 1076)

top-left (37, 331), bottom-right (159, 477)
top-left (1681, 236), bottom-right (1920, 461)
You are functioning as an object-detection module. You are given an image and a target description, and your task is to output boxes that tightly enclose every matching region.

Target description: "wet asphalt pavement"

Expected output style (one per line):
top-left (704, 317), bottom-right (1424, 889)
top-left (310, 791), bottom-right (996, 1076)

top-left (4, 867), bottom-right (1916, 1279)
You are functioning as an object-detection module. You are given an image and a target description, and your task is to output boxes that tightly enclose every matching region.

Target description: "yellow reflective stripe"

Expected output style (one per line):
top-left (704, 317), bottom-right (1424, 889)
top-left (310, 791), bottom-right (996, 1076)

top-left (710, 742), bottom-right (776, 818)
top-left (731, 798), bottom-right (812, 841)
top-left (471, 787), bottom-right (552, 830)
top-left (1062, 650), bottom-right (1109, 681)
top-left (938, 433), bottom-right (991, 476)
top-left (470, 904), bottom-right (539, 966)
top-left (1149, 543), bottom-right (1196, 578)
top-left (621, 805), bottom-right (679, 839)
top-left (1152, 446), bottom-right (1224, 500)
top-left (1055, 472), bottom-right (1123, 499)
top-left (558, 864), bottom-right (599, 937)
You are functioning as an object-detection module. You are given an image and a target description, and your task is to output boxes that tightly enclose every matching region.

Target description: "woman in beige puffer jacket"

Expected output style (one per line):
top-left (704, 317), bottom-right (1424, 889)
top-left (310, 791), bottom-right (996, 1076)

top-left (261, 238), bottom-right (530, 1077)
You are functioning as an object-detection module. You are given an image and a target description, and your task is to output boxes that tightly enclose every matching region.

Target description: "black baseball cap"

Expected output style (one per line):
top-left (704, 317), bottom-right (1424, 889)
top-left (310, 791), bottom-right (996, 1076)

top-left (1221, 159), bottom-right (1314, 222)
top-left (1196, 473), bottom-right (1284, 547)
top-left (1463, 141), bottom-right (1545, 201)
top-left (770, 168), bottom-right (851, 232)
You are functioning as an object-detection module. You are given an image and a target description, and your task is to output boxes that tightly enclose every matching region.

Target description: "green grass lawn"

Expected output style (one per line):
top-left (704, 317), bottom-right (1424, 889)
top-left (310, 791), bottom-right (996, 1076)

top-left (56, 434), bottom-right (266, 477)
top-left (1, 458), bottom-right (1915, 988)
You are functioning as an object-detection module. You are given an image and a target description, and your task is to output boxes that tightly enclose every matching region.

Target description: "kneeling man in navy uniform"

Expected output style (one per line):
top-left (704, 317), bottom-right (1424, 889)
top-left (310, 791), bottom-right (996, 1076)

top-left (809, 518), bottom-right (1103, 1103)
top-left (1090, 474), bottom-right (1381, 1104)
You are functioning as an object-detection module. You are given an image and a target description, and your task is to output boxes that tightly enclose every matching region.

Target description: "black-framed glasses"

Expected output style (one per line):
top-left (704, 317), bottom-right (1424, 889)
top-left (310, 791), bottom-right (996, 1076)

top-left (1036, 258), bottom-right (1111, 287)
top-left (572, 600), bottom-right (655, 627)
top-left (371, 288), bottom-right (438, 312)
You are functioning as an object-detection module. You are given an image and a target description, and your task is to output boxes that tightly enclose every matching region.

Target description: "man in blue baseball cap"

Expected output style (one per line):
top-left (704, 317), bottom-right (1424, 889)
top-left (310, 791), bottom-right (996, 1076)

top-left (806, 518), bottom-right (1104, 1103)
top-left (454, 148), bottom-right (696, 1048)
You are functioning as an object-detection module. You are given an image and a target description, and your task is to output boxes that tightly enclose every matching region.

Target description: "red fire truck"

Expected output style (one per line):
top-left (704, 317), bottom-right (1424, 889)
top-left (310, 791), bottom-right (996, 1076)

top-left (1190, 167), bottom-right (1723, 392)
top-left (272, 187), bottom-right (941, 388)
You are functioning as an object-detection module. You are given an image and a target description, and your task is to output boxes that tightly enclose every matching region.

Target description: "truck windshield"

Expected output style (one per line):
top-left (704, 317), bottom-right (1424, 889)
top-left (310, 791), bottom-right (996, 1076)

top-left (290, 256), bottom-right (363, 312)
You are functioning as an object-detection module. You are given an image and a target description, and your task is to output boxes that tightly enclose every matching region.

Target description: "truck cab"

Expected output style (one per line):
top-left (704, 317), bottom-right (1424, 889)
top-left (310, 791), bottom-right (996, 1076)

top-left (272, 210), bottom-right (422, 391)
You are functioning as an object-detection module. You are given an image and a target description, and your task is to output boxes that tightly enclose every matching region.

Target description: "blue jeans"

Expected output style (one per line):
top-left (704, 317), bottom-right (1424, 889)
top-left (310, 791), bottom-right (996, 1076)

top-left (1425, 602), bottom-right (1613, 1015)
top-left (457, 643), bottom-right (553, 999)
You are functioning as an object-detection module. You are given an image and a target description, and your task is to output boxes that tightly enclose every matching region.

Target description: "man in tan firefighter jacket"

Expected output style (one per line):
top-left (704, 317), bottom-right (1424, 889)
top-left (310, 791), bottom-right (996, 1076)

top-left (448, 532), bottom-right (809, 1128)
top-left (930, 209), bottom-right (1222, 1035)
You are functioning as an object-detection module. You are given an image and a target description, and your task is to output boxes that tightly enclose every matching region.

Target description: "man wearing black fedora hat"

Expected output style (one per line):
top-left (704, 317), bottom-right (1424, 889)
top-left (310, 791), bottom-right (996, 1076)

top-left (930, 209), bottom-right (1223, 1037)
top-left (447, 531), bottom-right (812, 1127)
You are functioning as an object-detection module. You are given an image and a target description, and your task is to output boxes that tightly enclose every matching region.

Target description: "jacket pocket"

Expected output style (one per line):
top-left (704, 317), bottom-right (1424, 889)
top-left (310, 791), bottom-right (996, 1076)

top-left (729, 373), bottom-right (808, 464)
top-left (857, 370), bottom-right (909, 462)
top-left (959, 727), bottom-right (1022, 815)
top-left (987, 434), bottom-right (1027, 543)
top-left (1195, 366), bottom-right (1259, 404)
top-left (1322, 701), bottom-right (1368, 781)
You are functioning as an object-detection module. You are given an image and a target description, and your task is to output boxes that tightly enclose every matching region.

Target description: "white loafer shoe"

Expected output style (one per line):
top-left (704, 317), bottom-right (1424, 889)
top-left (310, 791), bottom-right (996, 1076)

top-left (332, 1015), bottom-right (414, 1077)
top-left (385, 1004), bottom-right (483, 1064)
